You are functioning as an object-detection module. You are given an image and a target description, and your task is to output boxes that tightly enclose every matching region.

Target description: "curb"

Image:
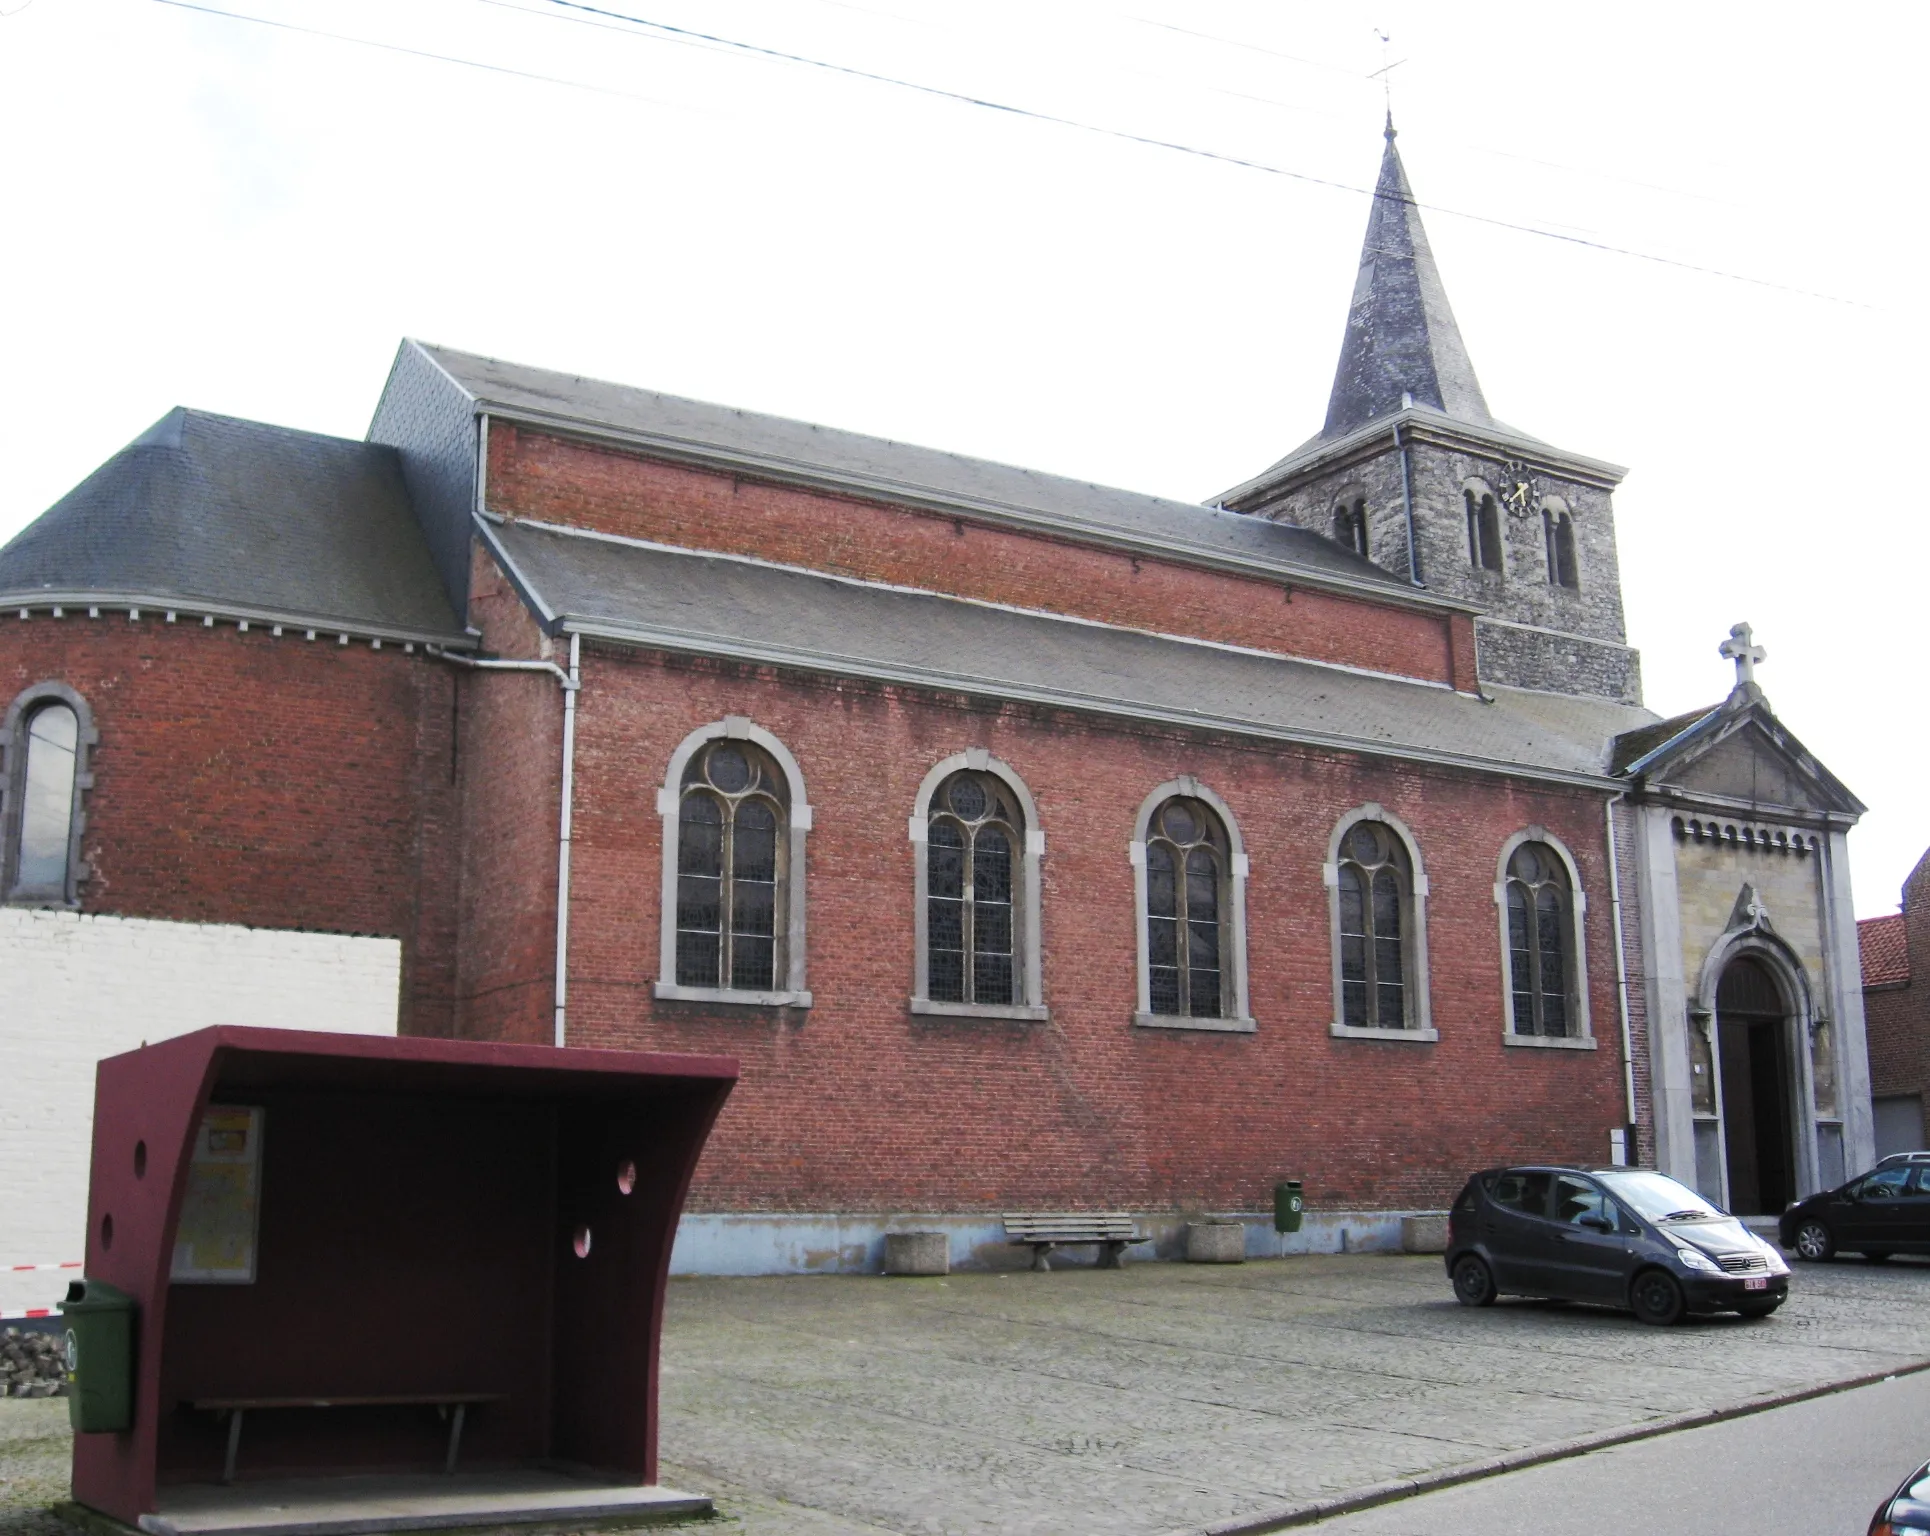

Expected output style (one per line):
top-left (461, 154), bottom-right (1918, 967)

top-left (1184, 1355), bottom-right (1930, 1534)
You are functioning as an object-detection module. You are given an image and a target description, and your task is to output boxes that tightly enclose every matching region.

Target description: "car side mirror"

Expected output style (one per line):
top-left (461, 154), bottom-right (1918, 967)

top-left (1579, 1214), bottom-right (1613, 1233)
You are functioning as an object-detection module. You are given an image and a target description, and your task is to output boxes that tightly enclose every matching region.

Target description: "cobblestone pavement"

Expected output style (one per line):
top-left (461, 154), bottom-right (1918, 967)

top-left (657, 1253), bottom-right (1930, 1535)
top-left (8, 1257), bottom-right (1930, 1536)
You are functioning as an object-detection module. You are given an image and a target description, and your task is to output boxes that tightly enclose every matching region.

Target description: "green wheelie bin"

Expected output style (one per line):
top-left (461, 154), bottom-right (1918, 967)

top-left (59, 1279), bottom-right (135, 1433)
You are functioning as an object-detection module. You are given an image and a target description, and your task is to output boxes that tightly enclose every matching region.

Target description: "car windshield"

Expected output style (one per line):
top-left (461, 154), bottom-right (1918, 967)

top-left (1597, 1170), bottom-right (1724, 1223)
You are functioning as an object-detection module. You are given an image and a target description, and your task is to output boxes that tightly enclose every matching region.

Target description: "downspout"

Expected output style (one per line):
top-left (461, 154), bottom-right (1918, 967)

top-left (553, 632), bottom-right (581, 1047)
top-left (1604, 791), bottom-right (1640, 1150)
top-left (428, 643), bottom-right (582, 1047)
top-left (1394, 418), bottom-right (1421, 587)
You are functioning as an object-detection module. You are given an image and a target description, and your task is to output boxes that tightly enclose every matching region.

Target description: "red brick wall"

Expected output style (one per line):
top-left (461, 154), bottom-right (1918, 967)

top-left (0, 615), bottom-right (459, 1036)
top-left (1867, 851), bottom-right (1930, 1103)
top-left (561, 641), bottom-right (1627, 1214)
top-left (485, 425), bottom-right (1464, 689)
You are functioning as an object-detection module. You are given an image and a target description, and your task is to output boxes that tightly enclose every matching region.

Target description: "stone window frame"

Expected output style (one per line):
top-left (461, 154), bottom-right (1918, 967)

top-left (1324, 803), bottom-right (1435, 1041)
top-left (654, 716), bottom-right (813, 1008)
top-left (910, 748), bottom-right (1046, 1022)
top-left (1540, 496), bottom-right (1581, 590)
top-left (1, 681), bottom-right (97, 909)
top-left (1462, 477), bottom-right (1504, 575)
top-left (1129, 777), bottom-right (1255, 1034)
top-left (1492, 827), bottom-right (1596, 1051)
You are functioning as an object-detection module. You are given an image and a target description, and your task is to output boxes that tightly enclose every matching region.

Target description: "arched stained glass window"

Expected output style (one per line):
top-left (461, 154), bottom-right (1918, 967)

top-left (5, 687), bottom-right (93, 907)
top-left (927, 770), bottom-right (1021, 1005)
top-left (675, 739), bottom-right (787, 991)
top-left (1506, 841), bottom-right (1572, 1036)
top-left (1338, 821), bottom-right (1411, 1028)
top-left (1145, 796), bottom-right (1228, 1019)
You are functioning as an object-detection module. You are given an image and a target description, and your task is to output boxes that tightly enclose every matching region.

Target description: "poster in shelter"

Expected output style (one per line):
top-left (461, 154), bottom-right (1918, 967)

top-left (170, 1105), bottom-right (263, 1283)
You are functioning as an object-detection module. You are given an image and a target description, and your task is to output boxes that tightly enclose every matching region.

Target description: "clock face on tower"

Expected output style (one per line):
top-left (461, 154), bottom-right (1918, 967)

top-left (1496, 459), bottom-right (1539, 516)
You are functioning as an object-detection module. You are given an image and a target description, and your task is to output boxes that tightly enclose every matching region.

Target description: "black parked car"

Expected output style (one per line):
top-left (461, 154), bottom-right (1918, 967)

top-left (1446, 1165), bottom-right (1790, 1325)
top-left (1870, 1456), bottom-right (1930, 1535)
top-left (1780, 1155), bottom-right (1930, 1261)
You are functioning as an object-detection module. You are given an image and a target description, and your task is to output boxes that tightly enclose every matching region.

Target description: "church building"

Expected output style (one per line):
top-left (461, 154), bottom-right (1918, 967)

top-left (0, 124), bottom-right (1875, 1274)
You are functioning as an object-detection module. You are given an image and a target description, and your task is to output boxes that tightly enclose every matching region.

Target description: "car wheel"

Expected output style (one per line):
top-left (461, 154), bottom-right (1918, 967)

top-left (1630, 1268), bottom-right (1685, 1326)
top-left (1794, 1219), bottom-right (1836, 1262)
top-left (1735, 1299), bottom-right (1782, 1319)
top-left (1452, 1255), bottom-right (1497, 1307)
top-left (1864, 1249), bottom-right (1893, 1264)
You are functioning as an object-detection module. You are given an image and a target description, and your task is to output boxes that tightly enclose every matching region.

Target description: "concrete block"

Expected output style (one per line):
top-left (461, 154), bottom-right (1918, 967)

top-left (1400, 1214), bottom-right (1449, 1254)
top-left (883, 1231), bottom-right (948, 1275)
top-left (1185, 1222), bottom-right (1246, 1264)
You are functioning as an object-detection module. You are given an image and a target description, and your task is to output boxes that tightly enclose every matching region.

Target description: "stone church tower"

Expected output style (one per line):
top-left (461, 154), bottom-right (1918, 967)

top-left (1220, 119), bottom-right (1641, 705)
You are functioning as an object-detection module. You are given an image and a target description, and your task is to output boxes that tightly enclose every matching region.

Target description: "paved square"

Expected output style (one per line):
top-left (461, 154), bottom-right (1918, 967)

top-left (657, 1254), bottom-right (1930, 1534)
top-left (8, 1256), bottom-right (1930, 1536)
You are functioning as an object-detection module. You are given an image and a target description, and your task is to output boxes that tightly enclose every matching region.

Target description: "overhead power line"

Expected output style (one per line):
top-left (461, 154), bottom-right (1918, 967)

top-left (528, 0), bottom-right (1862, 306)
top-left (145, 0), bottom-right (1863, 307)
top-left (147, 0), bottom-right (697, 113)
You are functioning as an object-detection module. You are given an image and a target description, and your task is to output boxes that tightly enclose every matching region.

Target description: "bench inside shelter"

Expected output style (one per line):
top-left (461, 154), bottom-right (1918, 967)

top-left (189, 1393), bottom-right (508, 1484)
top-left (1002, 1213), bottom-right (1142, 1271)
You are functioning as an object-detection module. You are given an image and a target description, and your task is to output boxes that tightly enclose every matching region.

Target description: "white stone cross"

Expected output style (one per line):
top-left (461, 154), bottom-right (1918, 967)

top-left (1719, 622), bottom-right (1766, 686)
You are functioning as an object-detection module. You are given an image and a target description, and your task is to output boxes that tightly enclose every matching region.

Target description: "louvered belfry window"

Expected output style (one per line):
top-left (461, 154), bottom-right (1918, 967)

top-left (1338, 821), bottom-right (1410, 1027)
top-left (1145, 796), bottom-right (1229, 1019)
top-left (927, 770), bottom-right (1021, 1005)
top-left (1506, 841), bottom-right (1572, 1036)
top-left (675, 740), bottom-right (786, 991)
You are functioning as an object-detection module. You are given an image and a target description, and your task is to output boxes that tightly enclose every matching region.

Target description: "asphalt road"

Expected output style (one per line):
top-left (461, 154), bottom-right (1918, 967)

top-left (1307, 1368), bottom-right (1930, 1535)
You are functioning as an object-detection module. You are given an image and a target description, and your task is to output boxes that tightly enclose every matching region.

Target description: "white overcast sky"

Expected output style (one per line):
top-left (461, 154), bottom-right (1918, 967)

top-left (1, 0), bottom-right (1923, 917)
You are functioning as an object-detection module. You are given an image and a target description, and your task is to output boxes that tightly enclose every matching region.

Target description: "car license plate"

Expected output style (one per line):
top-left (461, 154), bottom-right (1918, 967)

top-left (1744, 1277), bottom-right (1768, 1291)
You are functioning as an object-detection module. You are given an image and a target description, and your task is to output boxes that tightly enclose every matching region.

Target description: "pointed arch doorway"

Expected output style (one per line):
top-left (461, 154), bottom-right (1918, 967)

top-left (1715, 957), bottom-right (1796, 1214)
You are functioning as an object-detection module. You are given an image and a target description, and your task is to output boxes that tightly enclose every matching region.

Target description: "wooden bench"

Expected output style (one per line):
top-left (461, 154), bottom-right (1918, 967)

top-left (188, 1393), bottom-right (506, 1483)
top-left (1003, 1212), bottom-right (1142, 1271)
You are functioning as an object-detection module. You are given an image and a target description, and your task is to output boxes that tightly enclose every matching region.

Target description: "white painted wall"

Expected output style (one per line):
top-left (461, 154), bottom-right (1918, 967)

top-left (0, 909), bottom-right (398, 1315)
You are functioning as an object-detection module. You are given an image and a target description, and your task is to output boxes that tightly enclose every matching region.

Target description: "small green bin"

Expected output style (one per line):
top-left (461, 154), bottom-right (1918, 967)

top-left (1273, 1180), bottom-right (1305, 1235)
top-left (59, 1279), bottom-right (135, 1433)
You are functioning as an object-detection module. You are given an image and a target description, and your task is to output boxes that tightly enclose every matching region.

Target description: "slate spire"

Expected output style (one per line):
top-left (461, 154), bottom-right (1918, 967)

top-left (1322, 117), bottom-right (1491, 438)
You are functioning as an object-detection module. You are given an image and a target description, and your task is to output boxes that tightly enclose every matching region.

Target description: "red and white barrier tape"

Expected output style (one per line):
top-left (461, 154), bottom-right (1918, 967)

top-left (6, 1263), bottom-right (81, 1273)
top-left (1, 1308), bottom-right (58, 1321)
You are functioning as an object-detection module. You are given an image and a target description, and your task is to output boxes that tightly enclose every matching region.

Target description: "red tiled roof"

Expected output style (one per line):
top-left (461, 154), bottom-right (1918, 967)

top-left (1861, 913), bottom-right (1909, 988)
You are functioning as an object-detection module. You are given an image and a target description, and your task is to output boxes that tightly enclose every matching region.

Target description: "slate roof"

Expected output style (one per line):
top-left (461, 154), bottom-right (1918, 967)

top-left (1861, 913), bottom-right (1909, 988)
top-left (485, 516), bottom-right (1655, 786)
top-left (1321, 120), bottom-right (1491, 442)
top-left (412, 343), bottom-right (1449, 604)
top-left (0, 409), bottom-right (468, 642)
top-left (1608, 704), bottom-right (1720, 774)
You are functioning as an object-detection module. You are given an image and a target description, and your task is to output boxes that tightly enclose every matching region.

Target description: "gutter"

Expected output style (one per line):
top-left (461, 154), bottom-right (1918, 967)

top-left (1394, 420), bottom-right (1421, 588)
top-left (1604, 792), bottom-right (1640, 1143)
top-left (427, 644), bottom-right (582, 1047)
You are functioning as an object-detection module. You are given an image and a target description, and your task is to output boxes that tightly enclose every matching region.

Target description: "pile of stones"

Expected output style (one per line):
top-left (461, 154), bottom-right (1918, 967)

top-left (2, 1328), bottom-right (69, 1397)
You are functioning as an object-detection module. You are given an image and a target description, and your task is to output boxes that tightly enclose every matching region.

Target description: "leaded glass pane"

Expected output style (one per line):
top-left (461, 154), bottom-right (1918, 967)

top-left (1536, 886), bottom-right (1566, 1034)
top-left (948, 777), bottom-right (987, 819)
top-left (15, 704), bottom-right (77, 892)
top-left (706, 743), bottom-right (752, 792)
top-left (928, 821), bottom-right (965, 899)
top-left (1147, 842), bottom-right (1177, 919)
top-left (973, 826), bottom-right (1012, 907)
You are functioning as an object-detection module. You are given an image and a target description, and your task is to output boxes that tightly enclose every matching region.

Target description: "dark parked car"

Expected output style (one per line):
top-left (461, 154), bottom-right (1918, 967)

top-left (1870, 1456), bottom-right (1930, 1535)
top-left (1446, 1165), bottom-right (1790, 1325)
top-left (1780, 1158), bottom-right (1930, 1261)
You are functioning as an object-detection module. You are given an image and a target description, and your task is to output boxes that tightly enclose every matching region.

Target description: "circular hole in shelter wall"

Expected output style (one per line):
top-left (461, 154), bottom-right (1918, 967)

top-left (572, 1225), bottom-right (593, 1259)
top-left (617, 1159), bottom-right (637, 1196)
top-left (100, 1214), bottom-right (114, 1250)
top-left (133, 1141), bottom-right (147, 1179)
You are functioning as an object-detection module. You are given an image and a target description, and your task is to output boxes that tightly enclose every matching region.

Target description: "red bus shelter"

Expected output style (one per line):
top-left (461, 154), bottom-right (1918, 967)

top-left (68, 1027), bottom-right (736, 1535)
